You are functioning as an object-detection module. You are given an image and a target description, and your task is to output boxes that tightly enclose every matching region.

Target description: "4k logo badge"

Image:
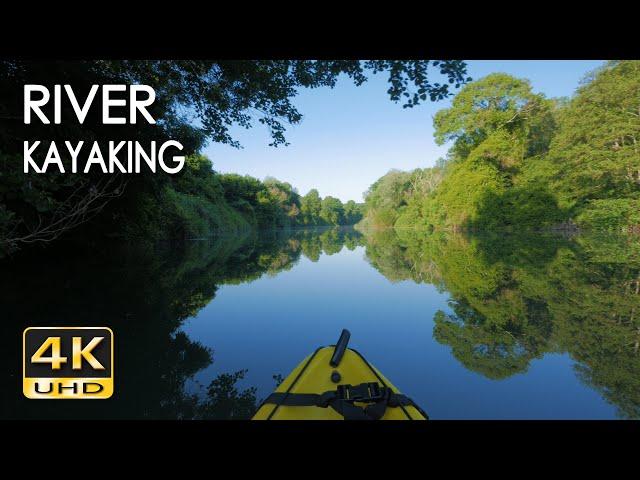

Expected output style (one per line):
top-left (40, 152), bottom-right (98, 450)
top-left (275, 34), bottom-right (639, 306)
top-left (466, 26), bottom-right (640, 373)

top-left (23, 327), bottom-right (113, 399)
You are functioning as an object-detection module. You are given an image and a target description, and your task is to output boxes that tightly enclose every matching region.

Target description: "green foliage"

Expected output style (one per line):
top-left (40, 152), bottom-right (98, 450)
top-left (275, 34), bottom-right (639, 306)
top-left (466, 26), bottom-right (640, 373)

top-left (320, 196), bottom-right (345, 225)
top-left (217, 176), bottom-right (361, 230)
top-left (576, 199), bottom-right (640, 231)
top-left (363, 170), bottom-right (410, 220)
top-left (1, 60), bottom-right (468, 250)
top-left (362, 62), bottom-right (640, 232)
top-left (548, 61), bottom-right (640, 222)
top-left (107, 153), bottom-right (364, 242)
top-left (343, 200), bottom-right (364, 225)
top-left (300, 189), bottom-right (322, 225)
top-left (472, 185), bottom-right (565, 230)
top-left (119, 154), bottom-right (250, 241)
top-left (426, 159), bottom-right (506, 229)
top-left (434, 73), bottom-right (549, 158)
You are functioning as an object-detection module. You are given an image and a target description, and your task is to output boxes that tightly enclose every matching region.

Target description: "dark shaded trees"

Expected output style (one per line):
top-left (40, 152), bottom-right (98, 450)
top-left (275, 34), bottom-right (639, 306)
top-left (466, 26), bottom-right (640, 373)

top-left (0, 60), bottom-right (469, 251)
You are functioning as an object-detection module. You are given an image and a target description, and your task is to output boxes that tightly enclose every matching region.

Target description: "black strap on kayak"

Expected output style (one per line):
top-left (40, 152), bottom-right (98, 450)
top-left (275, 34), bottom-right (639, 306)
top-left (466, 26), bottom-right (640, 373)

top-left (262, 382), bottom-right (427, 420)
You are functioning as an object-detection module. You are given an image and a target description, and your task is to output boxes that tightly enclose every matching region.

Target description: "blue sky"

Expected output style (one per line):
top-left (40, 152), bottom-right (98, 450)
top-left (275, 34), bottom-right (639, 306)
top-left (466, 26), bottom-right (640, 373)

top-left (203, 60), bottom-right (604, 202)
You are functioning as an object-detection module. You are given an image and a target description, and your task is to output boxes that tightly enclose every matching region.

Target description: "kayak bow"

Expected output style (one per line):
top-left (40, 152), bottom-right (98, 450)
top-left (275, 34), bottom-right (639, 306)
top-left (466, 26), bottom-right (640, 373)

top-left (253, 330), bottom-right (428, 420)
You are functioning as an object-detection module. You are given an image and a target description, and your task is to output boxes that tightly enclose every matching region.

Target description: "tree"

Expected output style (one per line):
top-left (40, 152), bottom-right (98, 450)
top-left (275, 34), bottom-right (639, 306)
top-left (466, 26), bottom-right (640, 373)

top-left (215, 173), bottom-right (308, 230)
top-left (343, 200), bottom-right (364, 225)
top-left (262, 177), bottom-right (301, 227)
top-left (362, 73), bottom-right (563, 231)
top-left (433, 73), bottom-right (548, 160)
top-left (547, 61), bottom-right (640, 230)
top-left (361, 170), bottom-right (412, 227)
top-left (320, 196), bottom-right (344, 225)
top-left (300, 189), bottom-right (322, 225)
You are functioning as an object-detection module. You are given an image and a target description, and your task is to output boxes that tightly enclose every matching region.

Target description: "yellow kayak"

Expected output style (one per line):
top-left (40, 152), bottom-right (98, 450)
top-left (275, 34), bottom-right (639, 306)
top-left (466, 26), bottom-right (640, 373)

top-left (253, 330), bottom-right (428, 420)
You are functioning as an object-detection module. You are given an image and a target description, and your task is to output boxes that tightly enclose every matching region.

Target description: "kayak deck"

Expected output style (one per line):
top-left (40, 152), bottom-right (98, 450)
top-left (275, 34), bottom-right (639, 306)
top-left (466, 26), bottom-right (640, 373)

top-left (253, 346), bottom-right (427, 420)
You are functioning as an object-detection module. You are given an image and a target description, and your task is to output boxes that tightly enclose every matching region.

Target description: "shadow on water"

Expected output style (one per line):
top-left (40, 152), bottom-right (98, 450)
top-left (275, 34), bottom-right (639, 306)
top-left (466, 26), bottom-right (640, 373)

top-left (362, 228), bottom-right (640, 419)
top-left (0, 226), bottom-right (363, 419)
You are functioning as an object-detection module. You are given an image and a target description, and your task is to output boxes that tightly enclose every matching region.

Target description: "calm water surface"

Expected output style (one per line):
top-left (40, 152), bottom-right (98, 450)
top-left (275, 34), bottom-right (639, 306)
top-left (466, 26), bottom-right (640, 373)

top-left (2, 228), bottom-right (639, 419)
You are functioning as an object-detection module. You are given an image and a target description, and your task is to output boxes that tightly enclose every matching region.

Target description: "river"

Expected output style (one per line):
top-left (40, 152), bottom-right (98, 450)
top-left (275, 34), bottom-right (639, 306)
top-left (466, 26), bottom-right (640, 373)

top-left (2, 227), bottom-right (639, 419)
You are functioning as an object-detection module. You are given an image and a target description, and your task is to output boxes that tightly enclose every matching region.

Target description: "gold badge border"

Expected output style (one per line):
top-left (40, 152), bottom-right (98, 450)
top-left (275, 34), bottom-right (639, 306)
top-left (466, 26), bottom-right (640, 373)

top-left (23, 326), bottom-right (114, 400)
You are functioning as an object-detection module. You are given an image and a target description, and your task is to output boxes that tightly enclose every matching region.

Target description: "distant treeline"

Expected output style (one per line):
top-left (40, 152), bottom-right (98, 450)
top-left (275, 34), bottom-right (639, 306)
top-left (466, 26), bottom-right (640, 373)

top-left (360, 61), bottom-right (640, 232)
top-left (138, 154), bottom-right (365, 240)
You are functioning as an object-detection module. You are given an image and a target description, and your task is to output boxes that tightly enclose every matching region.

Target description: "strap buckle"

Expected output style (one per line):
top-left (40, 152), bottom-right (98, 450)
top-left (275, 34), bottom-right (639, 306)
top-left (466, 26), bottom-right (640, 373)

top-left (336, 382), bottom-right (385, 403)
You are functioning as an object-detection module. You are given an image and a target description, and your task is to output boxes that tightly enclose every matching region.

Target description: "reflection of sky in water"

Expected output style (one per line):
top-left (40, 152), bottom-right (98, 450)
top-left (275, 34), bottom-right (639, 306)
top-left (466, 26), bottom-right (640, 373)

top-left (180, 245), bottom-right (616, 420)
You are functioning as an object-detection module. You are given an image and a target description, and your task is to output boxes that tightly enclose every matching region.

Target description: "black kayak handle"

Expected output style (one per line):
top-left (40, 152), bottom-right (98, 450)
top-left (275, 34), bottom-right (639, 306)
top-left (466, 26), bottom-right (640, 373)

top-left (330, 329), bottom-right (351, 367)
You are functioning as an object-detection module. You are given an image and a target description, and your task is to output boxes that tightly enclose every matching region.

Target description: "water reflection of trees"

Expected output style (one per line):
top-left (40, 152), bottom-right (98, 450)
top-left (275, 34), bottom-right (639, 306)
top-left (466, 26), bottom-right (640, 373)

top-left (5, 226), bottom-right (637, 418)
top-left (0, 227), bottom-right (362, 419)
top-left (362, 229), bottom-right (640, 418)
